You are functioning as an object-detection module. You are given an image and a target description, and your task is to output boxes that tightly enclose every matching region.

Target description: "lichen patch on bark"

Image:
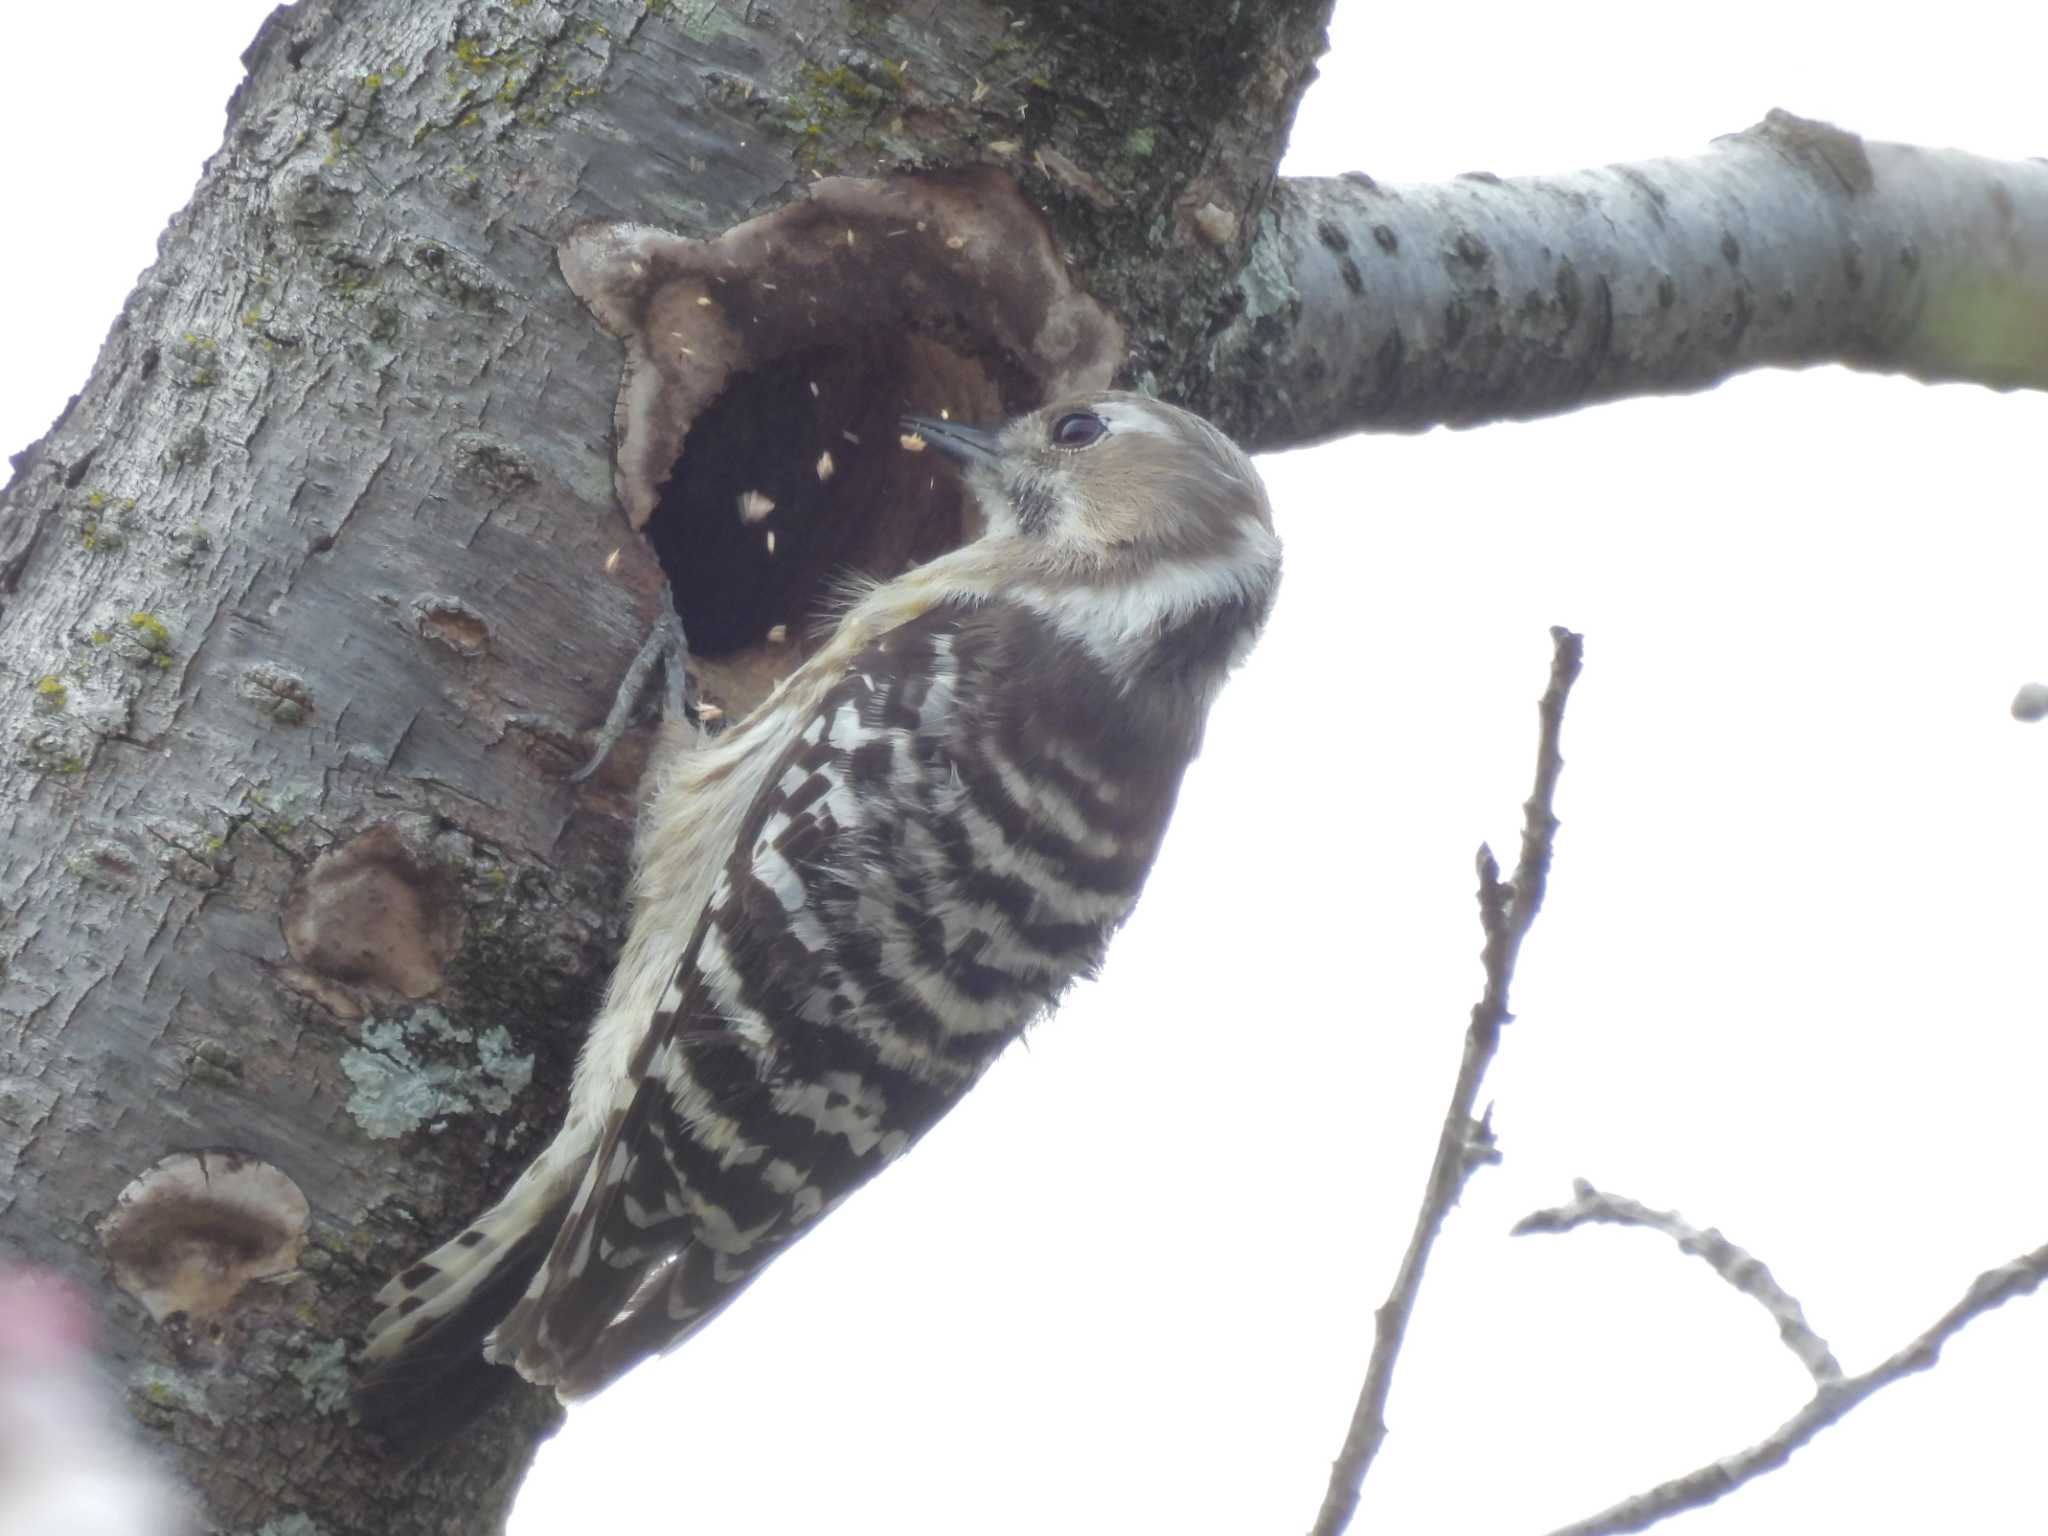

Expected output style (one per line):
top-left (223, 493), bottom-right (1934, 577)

top-left (341, 1008), bottom-right (535, 1142)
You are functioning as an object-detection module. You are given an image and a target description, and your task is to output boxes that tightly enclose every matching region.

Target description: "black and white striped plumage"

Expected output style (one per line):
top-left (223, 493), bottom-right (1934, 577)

top-left (359, 392), bottom-right (1280, 1441)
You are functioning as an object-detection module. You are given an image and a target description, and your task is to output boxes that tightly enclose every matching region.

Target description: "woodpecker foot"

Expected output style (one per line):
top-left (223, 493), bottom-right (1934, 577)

top-left (571, 598), bottom-right (696, 783)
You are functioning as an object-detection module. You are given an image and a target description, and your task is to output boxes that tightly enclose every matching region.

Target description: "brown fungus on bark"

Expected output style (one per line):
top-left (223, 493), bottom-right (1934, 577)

top-left (559, 168), bottom-right (1122, 716)
top-left (282, 823), bottom-right (463, 1002)
top-left (100, 1149), bottom-right (309, 1324)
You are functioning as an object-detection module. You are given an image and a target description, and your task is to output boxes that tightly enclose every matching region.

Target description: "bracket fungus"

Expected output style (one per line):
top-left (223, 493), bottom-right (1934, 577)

top-left (100, 1150), bottom-right (308, 1324)
top-left (561, 168), bottom-right (1122, 716)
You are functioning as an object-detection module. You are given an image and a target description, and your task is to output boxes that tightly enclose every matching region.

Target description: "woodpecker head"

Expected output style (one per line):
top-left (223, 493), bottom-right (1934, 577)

top-left (903, 392), bottom-right (1275, 566)
top-left (902, 392), bottom-right (1281, 683)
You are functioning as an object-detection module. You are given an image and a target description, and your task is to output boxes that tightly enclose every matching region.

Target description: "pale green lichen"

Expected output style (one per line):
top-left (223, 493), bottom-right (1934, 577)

top-left (1237, 207), bottom-right (1297, 323)
top-left (76, 492), bottom-right (136, 552)
top-left (650, 0), bottom-right (739, 41)
top-left (341, 1007), bottom-right (534, 1139)
top-left (443, 29), bottom-right (600, 131)
top-left (130, 1365), bottom-right (220, 1425)
top-left (473, 1025), bottom-right (535, 1110)
top-left (452, 36), bottom-right (505, 73)
top-left (21, 724), bottom-right (90, 776)
top-left (288, 1338), bottom-right (351, 1416)
top-left (258, 1516), bottom-right (323, 1536)
top-left (1124, 125), bottom-right (1157, 158)
top-left (128, 611), bottom-right (172, 652)
top-left (240, 779), bottom-right (322, 843)
top-left (170, 332), bottom-right (222, 389)
top-left (780, 59), bottom-right (904, 167)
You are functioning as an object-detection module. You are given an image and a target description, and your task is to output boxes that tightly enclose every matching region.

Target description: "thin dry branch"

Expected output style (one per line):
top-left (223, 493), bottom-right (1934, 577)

top-left (1540, 1238), bottom-right (2048, 1536)
top-left (1219, 111), bottom-right (2048, 453)
top-left (1515, 1178), bottom-right (1842, 1386)
top-left (1307, 626), bottom-right (1584, 1536)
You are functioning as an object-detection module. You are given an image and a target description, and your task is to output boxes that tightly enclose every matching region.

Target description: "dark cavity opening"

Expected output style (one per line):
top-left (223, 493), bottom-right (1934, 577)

top-left (649, 332), bottom-right (1003, 715)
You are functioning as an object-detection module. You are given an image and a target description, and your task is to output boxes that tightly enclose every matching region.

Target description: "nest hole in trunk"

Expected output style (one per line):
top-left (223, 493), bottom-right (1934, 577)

top-left (650, 332), bottom-right (1003, 716)
top-left (558, 171), bottom-right (1125, 722)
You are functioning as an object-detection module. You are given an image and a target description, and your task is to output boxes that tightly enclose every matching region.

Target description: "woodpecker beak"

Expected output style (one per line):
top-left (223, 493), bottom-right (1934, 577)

top-left (901, 415), bottom-right (1001, 467)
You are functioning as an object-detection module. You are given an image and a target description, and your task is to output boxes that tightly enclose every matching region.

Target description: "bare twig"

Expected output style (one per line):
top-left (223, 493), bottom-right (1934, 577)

top-left (1541, 1238), bottom-right (2048, 1536)
top-left (1308, 626), bottom-right (1585, 1536)
top-left (1515, 1179), bottom-right (1842, 1386)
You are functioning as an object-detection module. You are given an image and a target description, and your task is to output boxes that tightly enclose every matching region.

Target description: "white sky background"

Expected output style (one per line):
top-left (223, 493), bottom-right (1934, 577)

top-left (3, 4), bottom-right (2044, 1532)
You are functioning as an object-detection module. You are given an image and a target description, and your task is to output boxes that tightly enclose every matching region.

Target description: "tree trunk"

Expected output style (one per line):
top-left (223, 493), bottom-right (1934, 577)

top-left (0, 1), bottom-right (1328, 1530)
top-left (1, 2), bottom-right (2041, 1533)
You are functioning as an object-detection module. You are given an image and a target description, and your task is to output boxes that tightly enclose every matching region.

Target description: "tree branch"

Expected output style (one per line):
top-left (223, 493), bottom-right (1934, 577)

top-left (1539, 1237), bottom-right (2048, 1536)
top-left (1515, 1178), bottom-right (1842, 1387)
top-left (1308, 626), bottom-right (1584, 1536)
top-left (1213, 111), bottom-right (2048, 452)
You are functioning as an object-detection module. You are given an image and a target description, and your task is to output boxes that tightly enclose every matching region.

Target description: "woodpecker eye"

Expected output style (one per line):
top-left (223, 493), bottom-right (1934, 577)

top-left (1050, 411), bottom-right (1107, 449)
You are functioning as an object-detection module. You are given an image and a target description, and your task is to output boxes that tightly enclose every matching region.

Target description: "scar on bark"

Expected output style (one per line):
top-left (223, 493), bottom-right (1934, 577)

top-left (560, 167), bottom-right (1123, 723)
top-left (101, 1149), bottom-right (309, 1324)
top-left (282, 823), bottom-right (464, 1007)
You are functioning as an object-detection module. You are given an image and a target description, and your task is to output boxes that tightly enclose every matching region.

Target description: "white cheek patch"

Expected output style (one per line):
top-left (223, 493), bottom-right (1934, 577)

top-left (1012, 528), bottom-right (1274, 675)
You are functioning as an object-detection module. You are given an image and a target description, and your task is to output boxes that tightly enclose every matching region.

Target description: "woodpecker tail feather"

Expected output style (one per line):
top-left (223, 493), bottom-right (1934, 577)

top-left (356, 1168), bottom-right (579, 1457)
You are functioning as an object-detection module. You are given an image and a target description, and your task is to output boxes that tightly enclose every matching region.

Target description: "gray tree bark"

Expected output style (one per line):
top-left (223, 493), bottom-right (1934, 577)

top-left (0, 1), bottom-right (1327, 1531)
top-left (0, 2), bottom-right (2040, 1534)
top-left (1209, 110), bottom-right (2048, 449)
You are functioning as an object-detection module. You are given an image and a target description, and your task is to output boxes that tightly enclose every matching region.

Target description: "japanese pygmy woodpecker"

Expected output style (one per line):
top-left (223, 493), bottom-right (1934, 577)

top-left (359, 392), bottom-right (1281, 1443)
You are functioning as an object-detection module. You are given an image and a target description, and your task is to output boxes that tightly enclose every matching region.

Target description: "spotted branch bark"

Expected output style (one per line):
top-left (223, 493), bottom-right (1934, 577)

top-left (1202, 111), bottom-right (2048, 451)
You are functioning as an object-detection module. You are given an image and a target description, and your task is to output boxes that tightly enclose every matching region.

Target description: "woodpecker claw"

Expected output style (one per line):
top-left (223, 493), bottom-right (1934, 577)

top-left (571, 598), bottom-right (696, 783)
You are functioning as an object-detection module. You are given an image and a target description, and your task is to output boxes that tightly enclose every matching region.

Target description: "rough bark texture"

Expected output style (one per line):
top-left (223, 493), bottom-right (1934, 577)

top-left (0, 1), bottom-right (1329, 1532)
top-left (2, 2), bottom-right (2043, 1533)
